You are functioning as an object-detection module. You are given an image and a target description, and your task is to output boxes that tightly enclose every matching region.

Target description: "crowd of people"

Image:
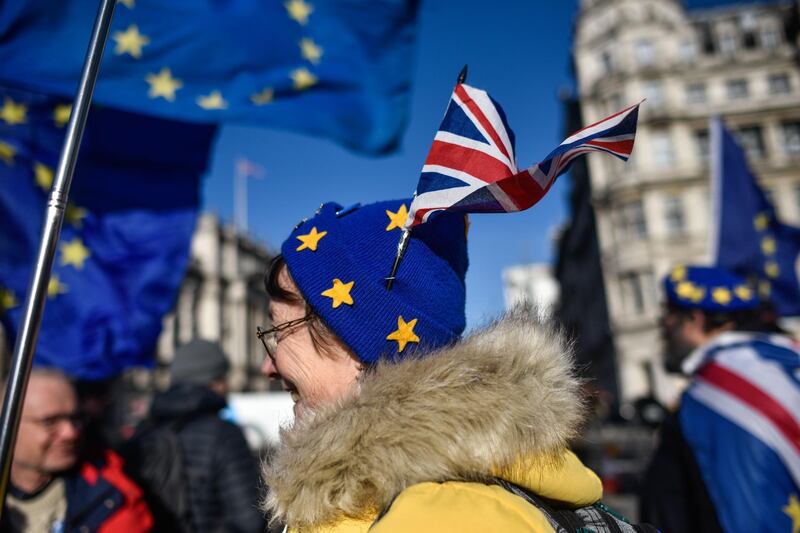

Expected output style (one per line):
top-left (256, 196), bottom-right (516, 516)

top-left (2, 198), bottom-right (798, 532)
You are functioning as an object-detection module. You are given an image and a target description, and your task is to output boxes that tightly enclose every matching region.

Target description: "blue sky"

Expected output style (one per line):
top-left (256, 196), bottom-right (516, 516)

top-left (201, 0), bottom-right (762, 328)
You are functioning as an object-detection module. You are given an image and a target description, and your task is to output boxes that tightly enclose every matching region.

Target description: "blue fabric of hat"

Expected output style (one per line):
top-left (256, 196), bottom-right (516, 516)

top-left (281, 200), bottom-right (468, 364)
top-left (663, 265), bottom-right (759, 312)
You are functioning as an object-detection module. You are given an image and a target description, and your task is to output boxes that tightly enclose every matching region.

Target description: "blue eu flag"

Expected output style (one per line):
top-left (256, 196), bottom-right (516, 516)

top-left (711, 117), bottom-right (800, 316)
top-left (0, 0), bottom-right (419, 154)
top-left (0, 85), bottom-right (216, 379)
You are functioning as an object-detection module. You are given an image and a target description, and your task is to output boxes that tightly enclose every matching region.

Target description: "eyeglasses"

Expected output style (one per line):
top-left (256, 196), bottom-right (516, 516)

top-left (22, 413), bottom-right (85, 432)
top-left (256, 315), bottom-right (312, 358)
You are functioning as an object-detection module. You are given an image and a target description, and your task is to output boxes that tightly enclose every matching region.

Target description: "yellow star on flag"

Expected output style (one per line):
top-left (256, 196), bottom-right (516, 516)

top-left (60, 238), bottom-right (91, 270)
top-left (113, 24), bottom-right (150, 59)
top-left (670, 265), bottom-right (687, 282)
top-left (784, 494), bottom-right (800, 533)
top-left (734, 285), bottom-right (753, 301)
top-left (291, 68), bottom-right (317, 91)
top-left (197, 90), bottom-right (228, 110)
top-left (754, 213), bottom-right (769, 231)
top-left (711, 287), bottom-right (732, 306)
top-left (765, 261), bottom-right (780, 278)
top-left (0, 98), bottom-right (27, 126)
top-left (146, 68), bottom-right (183, 101)
top-left (385, 204), bottom-right (408, 231)
top-left (295, 226), bottom-right (327, 252)
top-left (0, 141), bottom-right (16, 165)
top-left (321, 279), bottom-right (354, 308)
top-left (47, 276), bottom-right (68, 299)
top-left (0, 288), bottom-right (17, 311)
top-left (761, 236), bottom-right (776, 255)
top-left (53, 104), bottom-right (72, 127)
top-left (65, 204), bottom-right (88, 228)
top-left (34, 162), bottom-right (54, 191)
top-left (118, 0), bottom-right (135, 8)
top-left (285, 0), bottom-right (313, 25)
top-left (300, 38), bottom-right (323, 64)
top-left (386, 316), bottom-right (420, 353)
top-left (251, 88), bottom-right (274, 106)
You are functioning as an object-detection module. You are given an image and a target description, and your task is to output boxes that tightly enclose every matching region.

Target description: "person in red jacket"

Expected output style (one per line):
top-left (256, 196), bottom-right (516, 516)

top-left (5, 368), bottom-right (152, 533)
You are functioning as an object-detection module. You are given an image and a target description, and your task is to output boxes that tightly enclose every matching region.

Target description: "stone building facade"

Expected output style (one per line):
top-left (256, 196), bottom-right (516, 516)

top-left (146, 213), bottom-right (274, 392)
top-left (572, 0), bottom-right (800, 403)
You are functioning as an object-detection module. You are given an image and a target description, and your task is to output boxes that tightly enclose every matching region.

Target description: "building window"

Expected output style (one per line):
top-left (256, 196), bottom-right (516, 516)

top-left (726, 79), bottom-right (749, 100)
top-left (768, 73), bottom-right (791, 95)
top-left (642, 80), bottom-right (665, 107)
top-left (600, 51), bottom-right (614, 74)
top-left (782, 122), bottom-right (800, 157)
top-left (719, 32), bottom-right (738, 55)
top-left (736, 126), bottom-right (766, 160)
top-left (761, 26), bottom-right (781, 49)
top-left (608, 93), bottom-right (624, 114)
top-left (635, 39), bottom-right (656, 67)
top-left (620, 272), bottom-right (651, 314)
top-left (680, 40), bottom-right (697, 63)
top-left (663, 195), bottom-right (686, 237)
top-left (694, 129), bottom-right (710, 165)
top-left (651, 129), bottom-right (675, 169)
top-left (686, 83), bottom-right (707, 104)
top-left (619, 200), bottom-right (648, 240)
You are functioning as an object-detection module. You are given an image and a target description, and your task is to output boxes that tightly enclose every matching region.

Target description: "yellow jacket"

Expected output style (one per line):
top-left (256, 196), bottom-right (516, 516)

top-left (264, 312), bottom-right (601, 532)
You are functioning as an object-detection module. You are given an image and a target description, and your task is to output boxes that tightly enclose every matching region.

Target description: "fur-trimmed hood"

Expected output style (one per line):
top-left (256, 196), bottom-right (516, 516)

top-left (263, 310), bottom-right (590, 528)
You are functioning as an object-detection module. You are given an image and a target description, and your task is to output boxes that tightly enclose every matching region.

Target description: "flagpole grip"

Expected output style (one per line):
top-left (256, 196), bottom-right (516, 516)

top-left (0, 0), bottom-right (116, 513)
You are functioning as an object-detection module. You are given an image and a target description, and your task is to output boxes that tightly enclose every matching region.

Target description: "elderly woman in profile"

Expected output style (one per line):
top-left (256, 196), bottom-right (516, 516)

top-left (258, 200), bottom-right (602, 532)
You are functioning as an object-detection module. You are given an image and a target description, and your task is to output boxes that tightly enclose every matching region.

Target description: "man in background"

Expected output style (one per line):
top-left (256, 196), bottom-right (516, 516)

top-left (127, 339), bottom-right (266, 532)
top-left (5, 368), bottom-right (152, 532)
top-left (640, 265), bottom-right (800, 533)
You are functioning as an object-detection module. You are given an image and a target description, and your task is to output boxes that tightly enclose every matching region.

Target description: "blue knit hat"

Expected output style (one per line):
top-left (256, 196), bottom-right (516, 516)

top-left (281, 200), bottom-right (468, 364)
top-left (663, 265), bottom-right (759, 312)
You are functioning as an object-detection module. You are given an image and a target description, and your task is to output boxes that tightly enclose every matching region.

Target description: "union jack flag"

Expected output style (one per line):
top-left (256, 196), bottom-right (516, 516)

top-left (405, 83), bottom-right (640, 228)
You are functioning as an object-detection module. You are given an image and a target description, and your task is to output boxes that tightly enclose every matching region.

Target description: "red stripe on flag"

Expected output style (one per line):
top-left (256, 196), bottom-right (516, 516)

top-left (454, 84), bottom-right (511, 161)
top-left (699, 362), bottom-right (800, 454)
top-left (585, 139), bottom-right (635, 154)
top-left (493, 169), bottom-right (548, 211)
top-left (425, 141), bottom-right (514, 183)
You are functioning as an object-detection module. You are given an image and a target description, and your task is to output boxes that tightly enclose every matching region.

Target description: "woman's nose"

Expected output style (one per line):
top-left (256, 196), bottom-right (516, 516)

top-left (260, 352), bottom-right (278, 377)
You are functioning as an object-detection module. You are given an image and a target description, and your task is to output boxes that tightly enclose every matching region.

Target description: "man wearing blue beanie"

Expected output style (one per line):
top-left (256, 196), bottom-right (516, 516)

top-left (258, 199), bottom-right (622, 532)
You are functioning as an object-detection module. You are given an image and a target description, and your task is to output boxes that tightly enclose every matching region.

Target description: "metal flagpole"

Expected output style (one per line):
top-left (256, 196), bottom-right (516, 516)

top-left (0, 0), bottom-right (116, 513)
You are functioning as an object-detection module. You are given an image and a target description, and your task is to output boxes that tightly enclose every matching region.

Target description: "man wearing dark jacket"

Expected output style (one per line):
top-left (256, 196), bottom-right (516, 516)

top-left (143, 339), bottom-right (266, 532)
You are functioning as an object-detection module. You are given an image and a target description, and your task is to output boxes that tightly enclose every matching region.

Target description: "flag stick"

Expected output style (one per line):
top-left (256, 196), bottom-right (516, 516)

top-left (0, 0), bottom-right (116, 512)
top-left (386, 65), bottom-right (468, 290)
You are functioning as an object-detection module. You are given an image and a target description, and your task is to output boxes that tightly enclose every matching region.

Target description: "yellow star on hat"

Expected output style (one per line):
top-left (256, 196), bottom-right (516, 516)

top-left (711, 287), bottom-right (732, 306)
top-left (291, 68), bottom-right (317, 91)
top-left (385, 204), bottom-right (408, 231)
top-left (285, 0), bottom-right (313, 25)
top-left (300, 38), bottom-right (323, 64)
top-left (386, 316), bottom-right (419, 353)
top-left (197, 90), bottom-right (228, 110)
top-left (295, 226), bottom-right (327, 252)
top-left (321, 279), bottom-right (354, 308)
top-left (670, 265), bottom-right (687, 282)
top-left (734, 285), bottom-right (753, 301)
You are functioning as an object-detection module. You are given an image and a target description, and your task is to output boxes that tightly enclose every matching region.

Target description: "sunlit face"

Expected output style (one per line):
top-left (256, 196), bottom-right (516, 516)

top-left (261, 266), bottom-right (362, 419)
top-left (14, 373), bottom-right (81, 477)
